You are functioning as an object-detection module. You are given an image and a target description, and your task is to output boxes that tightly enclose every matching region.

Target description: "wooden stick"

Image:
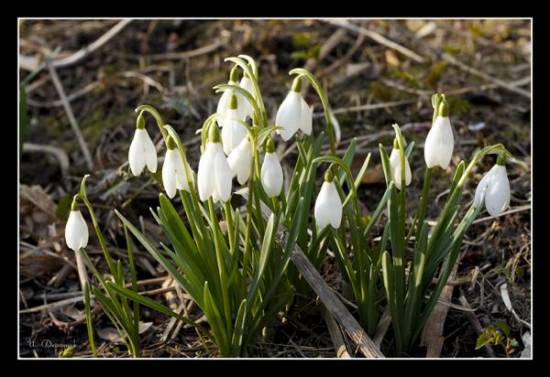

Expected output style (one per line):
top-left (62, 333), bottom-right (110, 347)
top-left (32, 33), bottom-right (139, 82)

top-left (46, 61), bottom-right (94, 170)
top-left (441, 52), bottom-right (531, 99)
top-left (373, 305), bottom-right (392, 347)
top-left (321, 306), bottom-right (352, 358)
top-left (51, 19), bottom-right (132, 69)
top-left (420, 262), bottom-right (459, 357)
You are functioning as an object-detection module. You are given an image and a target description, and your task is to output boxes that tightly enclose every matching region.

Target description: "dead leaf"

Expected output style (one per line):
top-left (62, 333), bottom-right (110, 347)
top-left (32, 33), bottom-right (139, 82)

top-left (20, 185), bottom-right (57, 219)
top-left (97, 327), bottom-right (123, 343)
top-left (97, 322), bottom-right (153, 343)
top-left (385, 50), bottom-right (400, 67)
top-left (361, 164), bottom-right (385, 185)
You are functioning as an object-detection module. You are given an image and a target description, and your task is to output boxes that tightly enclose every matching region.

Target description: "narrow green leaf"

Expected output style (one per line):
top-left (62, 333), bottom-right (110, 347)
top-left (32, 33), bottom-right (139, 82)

top-left (84, 283), bottom-right (97, 357)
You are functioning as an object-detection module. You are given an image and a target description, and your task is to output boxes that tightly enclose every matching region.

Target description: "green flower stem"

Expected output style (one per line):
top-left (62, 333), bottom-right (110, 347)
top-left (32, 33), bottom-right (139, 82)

top-left (134, 104), bottom-right (168, 144)
top-left (223, 201), bottom-right (236, 255)
top-left (411, 167), bottom-right (432, 240)
top-left (207, 198), bottom-right (233, 334)
top-left (289, 68), bottom-right (336, 155)
top-left (79, 175), bottom-right (116, 275)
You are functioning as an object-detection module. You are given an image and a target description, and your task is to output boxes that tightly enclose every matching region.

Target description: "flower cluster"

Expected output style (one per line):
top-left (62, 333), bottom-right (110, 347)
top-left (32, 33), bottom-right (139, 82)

top-left (64, 55), bottom-right (515, 357)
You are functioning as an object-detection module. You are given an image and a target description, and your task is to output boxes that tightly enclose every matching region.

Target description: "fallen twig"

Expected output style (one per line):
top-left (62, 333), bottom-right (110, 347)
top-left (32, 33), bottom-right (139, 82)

top-left (51, 19), bottom-right (132, 69)
top-left (321, 306), bottom-right (351, 358)
top-left (22, 142), bottom-right (70, 179)
top-left (46, 60), bottom-right (94, 170)
top-left (441, 52), bottom-right (531, 99)
top-left (420, 260), bottom-right (460, 357)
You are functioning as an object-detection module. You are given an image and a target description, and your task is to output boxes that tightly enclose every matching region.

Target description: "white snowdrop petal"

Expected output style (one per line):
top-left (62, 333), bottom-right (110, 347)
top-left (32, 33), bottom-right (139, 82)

top-left (174, 159), bottom-right (186, 191)
top-left (142, 131), bottom-right (158, 173)
top-left (162, 150), bottom-right (178, 199)
top-left (65, 210), bottom-right (88, 252)
top-left (474, 168), bottom-right (494, 207)
top-left (314, 181), bottom-right (342, 230)
top-left (299, 98), bottom-right (312, 135)
top-left (197, 143), bottom-right (217, 201)
top-left (485, 165), bottom-right (510, 216)
top-left (261, 152), bottom-right (284, 197)
top-left (275, 91), bottom-right (302, 141)
top-left (216, 81), bottom-right (239, 120)
top-left (227, 138), bottom-right (252, 185)
top-left (240, 76), bottom-right (254, 94)
top-left (177, 159), bottom-right (194, 192)
top-left (128, 129), bottom-right (147, 176)
top-left (389, 148), bottom-right (412, 190)
top-left (239, 77), bottom-right (254, 118)
top-left (325, 183), bottom-right (343, 228)
top-left (221, 119), bottom-right (247, 155)
top-left (314, 191), bottom-right (330, 230)
top-left (424, 116), bottom-right (454, 169)
top-left (213, 145), bottom-right (233, 202)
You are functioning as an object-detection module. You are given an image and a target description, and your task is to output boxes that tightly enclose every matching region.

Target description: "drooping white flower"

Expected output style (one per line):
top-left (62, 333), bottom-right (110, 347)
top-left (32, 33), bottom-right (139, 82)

top-left (162, 144), bottom-right (194, 199)
top-left (128, 127), bottom-right (157, 176)
top-left (261, 139), bottom-right (284, 198)
top-left (227, 136), bottom-right (252, 185)
top-left (220, 94), bottom-right (248, 155)
top-left (65, 208), bottom-right (89, 252)
top-left (239, 75), bottom-right (255, 120)
top-left (275, 77), bottom-right (313, 141)
top-left (314, 174), bottom-right (343, 230)
top-left (389, 144), bottom-right (412, 190)
top-left (217, 67), bottom-right (248, 121)
top-left (424, 99), bottom-right (454, 169)
top-left (474, 162), bottom-right (510, 216)
top-left (197, 125), bottom-right (233, 203)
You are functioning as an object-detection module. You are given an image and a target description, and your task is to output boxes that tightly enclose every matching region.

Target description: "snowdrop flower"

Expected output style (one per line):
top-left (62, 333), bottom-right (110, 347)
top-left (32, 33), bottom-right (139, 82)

top-left (275, 77), bottom-right (313, 141)
top-left (128, 113), bottom-right (158, 176)
top-left (238, 73), bottom-right (255, 120)
top-left (314, 171), bottom-right (343, 230)
top-left (261, 138), bottom-right (284, 198)
top-left (217, 66), bottom-right (248, 121)
top-left (474, 156), bottom-right (510, 216)
top-left (162, 137), bottom-right (194, 199)
top-left (220, 94), bottom-right (248, 155)
top-left (424, 98), bottom-right (454, 169)
top-left (227, 135), bottom-right (252, 185)
top-left (389, 138), bottom-right (412, 190)
top-left (197, 124), bottom-right (233, 203)
top-left (65, 199), bottom-right (89, 252)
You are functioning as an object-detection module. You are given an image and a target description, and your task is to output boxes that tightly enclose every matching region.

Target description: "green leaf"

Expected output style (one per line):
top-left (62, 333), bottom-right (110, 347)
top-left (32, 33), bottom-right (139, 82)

top-left (339, 138), bottom-right (357, 186)
top-left (231, 299), bottom-right (248, 354)
top-left (106, 282), bottom-right (187, 322)
top-left (114, 209), bottom-right (196, 303)
top-left (495, 320), bottom-right (511, 338)
top-left (475, 333), bottom-right (492, 350)
top-left (84, 283), bottom-right (97, 357)
top-left (247, 213), bottom-right (277, 305)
